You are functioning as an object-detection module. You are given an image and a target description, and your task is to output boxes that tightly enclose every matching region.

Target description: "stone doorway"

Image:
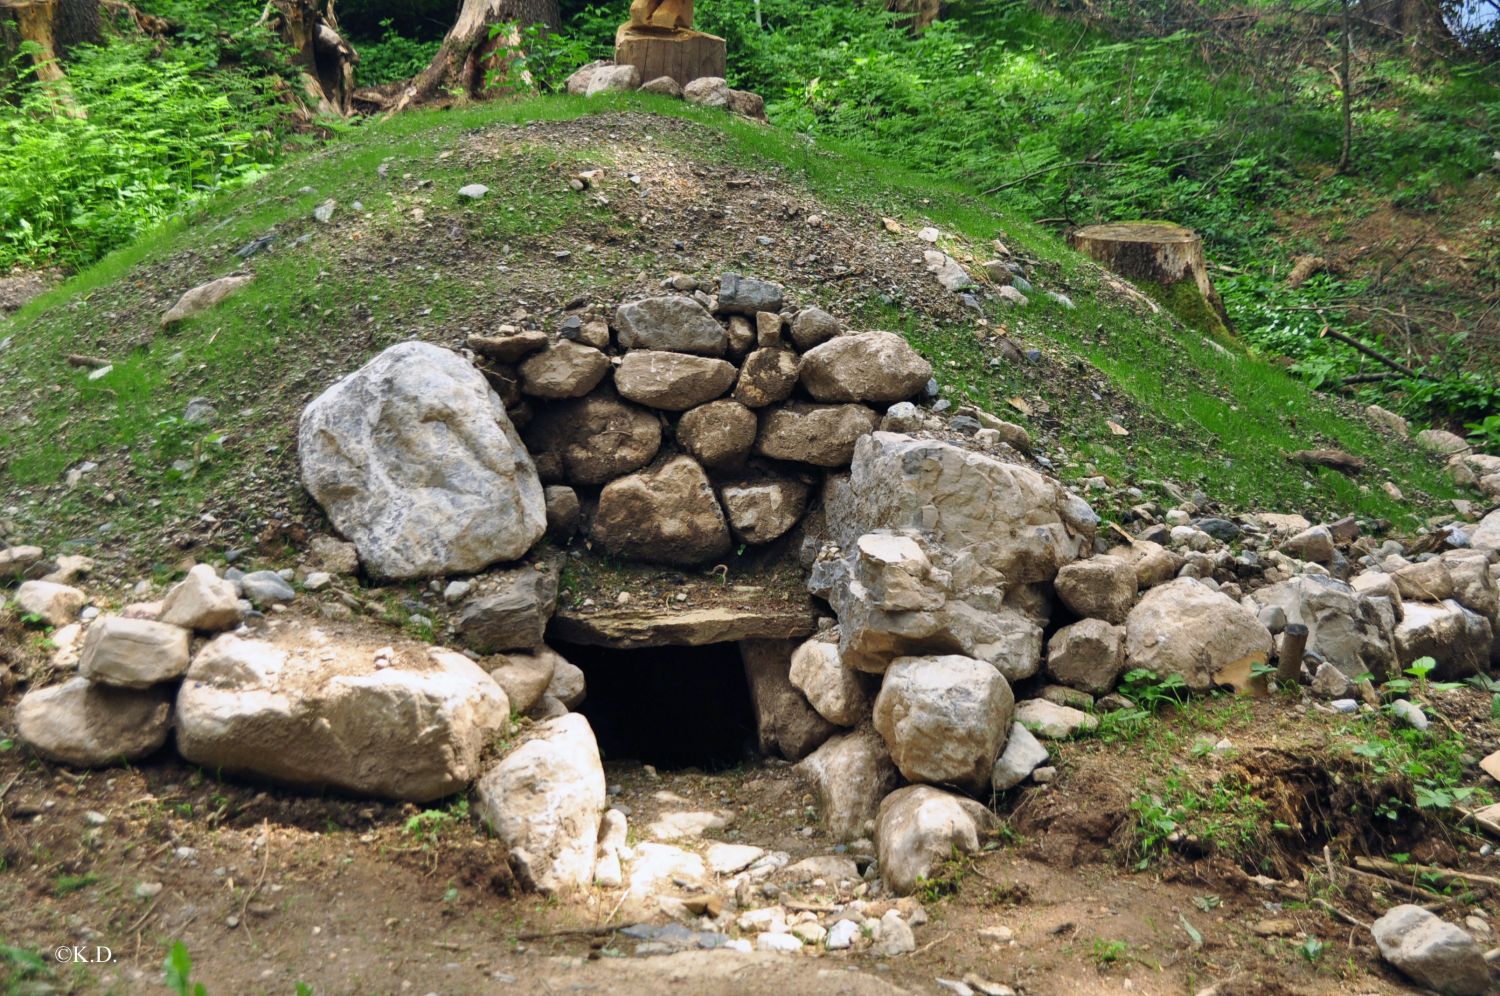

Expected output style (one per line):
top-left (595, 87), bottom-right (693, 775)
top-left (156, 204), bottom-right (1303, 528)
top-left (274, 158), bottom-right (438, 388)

top-left (556, 640), bottom-right (759, 771)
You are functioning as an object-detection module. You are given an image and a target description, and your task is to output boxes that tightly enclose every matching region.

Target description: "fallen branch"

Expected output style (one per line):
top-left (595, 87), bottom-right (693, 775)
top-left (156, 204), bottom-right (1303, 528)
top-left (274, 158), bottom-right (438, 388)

top-left (1319, 326), bottom-right (1431, 381)
top-left (1313, 897), bottom-right (1368, 930)
top-left (1353, 856), bottom-right (1500, 890)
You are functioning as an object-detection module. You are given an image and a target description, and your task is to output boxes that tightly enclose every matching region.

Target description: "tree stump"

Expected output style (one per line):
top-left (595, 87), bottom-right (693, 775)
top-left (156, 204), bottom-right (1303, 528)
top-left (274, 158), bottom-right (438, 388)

top-left (614, 23), bottom-right (724, 87)
top-left (1069, 222), bottom-right (1232, 338)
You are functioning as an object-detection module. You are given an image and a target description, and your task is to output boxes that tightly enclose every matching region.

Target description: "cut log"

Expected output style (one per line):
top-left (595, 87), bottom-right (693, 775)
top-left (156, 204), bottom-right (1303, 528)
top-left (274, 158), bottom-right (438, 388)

top-left (1069, 222), bottom-right (1232, 337)
top-left (614, 23), bottom-right (724, 86)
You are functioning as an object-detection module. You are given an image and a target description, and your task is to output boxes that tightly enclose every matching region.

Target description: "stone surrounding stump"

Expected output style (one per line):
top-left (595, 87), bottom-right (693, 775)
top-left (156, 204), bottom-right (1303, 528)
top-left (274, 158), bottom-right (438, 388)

top-left (733, 348), bottom-right (799, 408)
top-left (523, 393), bottom-right (662, 486)
top-left (15, 580), bottom-right (86, 627)
top-left (875, 785), bottom-right (991, 896)
top-left (788, 630), bottom-right (870, 726)
top-left (615, 296), bottom-right (727, 355)
top-left (797, 331), bottom-right (933, 404)
top-left (457, 565), bottom-right (559, 654)
top-left (518, 341), bottom-right (611, 400)
top-left (720, 476), bottom-right (811, 545)
top-left (1054, 556), bottom-right (1136, 624)
top-left (872, 654), bottom-right (1014, 792)
top-left (1124, 578), bottom-right (1273, 691)
top-left (795, 724), bottom-right (900, 842)
top-left (1046, 619), bottom-right (1126, 695)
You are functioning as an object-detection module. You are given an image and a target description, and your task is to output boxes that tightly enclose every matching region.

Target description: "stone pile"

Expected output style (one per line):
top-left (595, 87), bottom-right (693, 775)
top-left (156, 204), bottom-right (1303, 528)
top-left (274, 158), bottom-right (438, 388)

top-left (565, 62), bottom-right (768, 121)
top-left (299, 275), bottom-right (935, 579)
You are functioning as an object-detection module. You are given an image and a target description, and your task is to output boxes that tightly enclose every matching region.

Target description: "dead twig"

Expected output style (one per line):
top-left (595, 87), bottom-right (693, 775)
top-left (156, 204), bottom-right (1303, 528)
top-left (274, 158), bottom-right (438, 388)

top-left (1353, 856), bottom-right (1500, 890)
top-left (1319, 326), bottom-right (1430, 380)
top-left (982, 160), bottom-right (1127, 195)
top-left (1314, 897), bottom-right (1368, 930)
top-left (127, 892), bottom-right (166, 933)
top-left (65, 353), bottom-right (112, 369)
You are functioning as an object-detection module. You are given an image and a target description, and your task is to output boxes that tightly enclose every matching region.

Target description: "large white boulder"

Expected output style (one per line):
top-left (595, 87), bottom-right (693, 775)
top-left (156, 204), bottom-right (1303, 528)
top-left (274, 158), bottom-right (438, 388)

top-left (872, 655), bottom-right (1014, 791)
top-left (1246, 575), bottom-right (1397, 680)
top-left (176, 630), bottom-right (509, 802)
top-left (830, 433), bottom-right (1097, 590)
top-left (1472, 508), bottom-right (1500, 553)
top-left (299, 342), bottom-right (546, 579)
top-left (474, 714), bottom-right (606, 894)
top-left (1395, 600), bottom-right (1492, 678)
top-left (1124, 578), bottom-right (1272, 690)
top-left (16, 678), bottom-right (172, 766)
top-left (875, 785), bottom-right (993, 896)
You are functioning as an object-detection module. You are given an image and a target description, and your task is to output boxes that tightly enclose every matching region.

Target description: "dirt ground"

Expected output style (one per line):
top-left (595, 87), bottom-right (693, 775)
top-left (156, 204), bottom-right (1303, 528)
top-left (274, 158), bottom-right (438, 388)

top-left (3, 673), bottom-right (1488, 996)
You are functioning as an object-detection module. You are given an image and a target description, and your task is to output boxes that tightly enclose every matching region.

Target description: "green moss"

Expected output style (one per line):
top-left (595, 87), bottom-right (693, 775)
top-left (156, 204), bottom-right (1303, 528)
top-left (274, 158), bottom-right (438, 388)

top-left (1142, 277), bottom-right (1234, 344)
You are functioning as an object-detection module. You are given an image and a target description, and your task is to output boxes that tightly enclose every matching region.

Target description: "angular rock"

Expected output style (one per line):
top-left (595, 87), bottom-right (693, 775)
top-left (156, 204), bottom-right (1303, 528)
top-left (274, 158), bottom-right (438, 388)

top-left (755, 402), bottom-right (880, 467)
top-left (78, 617), bottom-right (191, 689)
top-left (161, 273), bottom-right (254, 326)
top-left (1124, 578), bottom-right (1273, 691)
top-left (1247, 576), bottom-right (1398, 680)
top-left (716, 273), bottom-right (784, 316)
top-left (732, 348), bottom-right (799, 408)
top-left (790, 308), bottom-right (841, 350)
top-left (1046, 619), bottom-right (1126, 695)
top-left (1395, 600), bottom-right (1492, 678)
top-left (678, 401), bottom-right (757, 469)
top-left (991, 721), bottom-right (1049, 790)
top-left (518, 341), bottom-right (610, 400)
top-left (552, 603), bottom-right (819, 650)
top-left (789, 631), bottom-right (870, 726)
top-left (831, 433), bottom-right (1097, 589)
top-left (16, 678), bottom-right (172, 766)
top-left (615, 351), bottom-right (736, 410)
top-left (457, 565), bottom-right (558, 654)
top-left (1281, 525), bottom-right (1335, 563)
top-left (741, 638), bottom-right (839, 761)
top-left (299, 342), bottom-right (546, 579)
top-left (177, 635), bottom-right (508, 802)
top-left (924, 251), bottom-right (973, 292)
top-left (547, 657), bottom-right (587, 709)
top-left (873, 655), bottom-right (1015, 791)
top-left (727, 89), bottom-right (766, 120)
top-left (592, 456), bottom-right (731, 566)
top-left (15, 580), bottom-right (86, 626)
top-left (467, 328), bottom-right (548, 363)
top-left (240, 571), bottom-right (295, 608)
top-left (474, 714), bottom-right (606, 894)
top-left (1474, 508), bottom-right (1500, 554)
top-left (523, 392), bottom-right (662, 486)
top-left (615, 296), bottom-right (727, 356)
top-left (796, 724), bottom-right (900, 842)
top-left (1015, 698), bottom-right (1098, 739)
top-left (157, 564), bottom-right (243, 633)
top-left (1393, 558), bottom-right (1456, 602)
top-left (797, 331), bottom-right (933, 404)
top-left (1371, 905), bottom-right (1490, 996)
top-left (721, 476), bottom-right (811, 545)
top-left (1054, 556), bottom-right (1136, 624)
top-left (488, 647), bottom-right (563, 714)
top-left (875, 785), bottom-right (991, 896)
top-left (1108, 540), bottom-right (1179, 590)
top-left (307, 536), bottom-right (360, 575)
top-left (1366, 404), bottom-right (1409, 438)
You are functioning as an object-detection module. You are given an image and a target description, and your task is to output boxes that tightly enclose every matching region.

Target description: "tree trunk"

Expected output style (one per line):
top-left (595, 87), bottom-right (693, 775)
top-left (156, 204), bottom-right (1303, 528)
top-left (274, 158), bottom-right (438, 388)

top-left (887, 0), bottom-right (942, 32)
top-left (1069, 222), bottom-right (1233, 337)
top-left (394, 0), bottom-right (560, 109)
top-left (2, 0), bottom-right (66, 84)
top-left (264, 0), bottom-right (358, 117)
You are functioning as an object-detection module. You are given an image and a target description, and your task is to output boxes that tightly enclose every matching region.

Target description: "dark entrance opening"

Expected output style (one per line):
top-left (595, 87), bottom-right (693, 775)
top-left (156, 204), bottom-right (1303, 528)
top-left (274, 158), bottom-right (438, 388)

top-left (555, 641), bottom-right (758, 771)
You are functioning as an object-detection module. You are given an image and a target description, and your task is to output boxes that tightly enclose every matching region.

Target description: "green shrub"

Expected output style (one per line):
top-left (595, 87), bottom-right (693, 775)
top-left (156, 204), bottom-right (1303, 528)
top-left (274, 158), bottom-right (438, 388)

top-left (0, 39), bottom-right (284, 268)
top-left (356, 19), bottom-right (443, 86)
